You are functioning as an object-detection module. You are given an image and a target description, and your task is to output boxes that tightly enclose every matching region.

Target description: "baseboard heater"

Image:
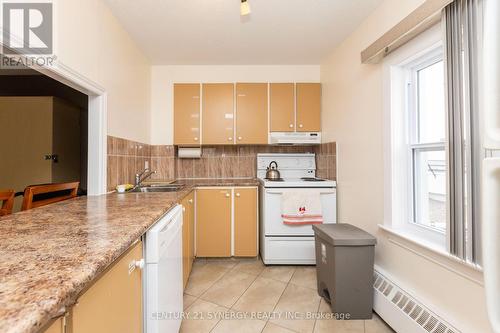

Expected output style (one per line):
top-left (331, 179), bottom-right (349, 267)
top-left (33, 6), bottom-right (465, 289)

top-left (373, 269), bottom-right (460, 333)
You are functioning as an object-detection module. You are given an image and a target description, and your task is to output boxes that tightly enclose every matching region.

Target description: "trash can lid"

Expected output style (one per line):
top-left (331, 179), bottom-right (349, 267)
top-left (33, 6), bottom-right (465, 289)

top-left (312, 223), bottom-right (377, 246)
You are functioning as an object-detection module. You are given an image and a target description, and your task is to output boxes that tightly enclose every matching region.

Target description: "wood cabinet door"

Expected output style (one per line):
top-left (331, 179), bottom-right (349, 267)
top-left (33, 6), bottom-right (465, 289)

top-left (174, 84), bottom-right (201, 145)
top-left (43, 318), bottom-right (63, 333)
top-left (296, 83), bottom-right (321, 132)
top-left (181, 191), bottom-right (195, 288)
top-left (187, 192), bottom-right (195, 267)
top-left (181, 195), bottom-right (190, 288)
top-left (202, 84), bottom-right (234, 145)
top-left (236, 83), bottom-right (268, 144)
top-left (234, 187), bottom-right (258, 257)
top-left (270, 83), bottom-right (295, 132)
top-left (72, 241), bottom-right (143, 333)
top-left (196, 188), bottom-right (231, 257)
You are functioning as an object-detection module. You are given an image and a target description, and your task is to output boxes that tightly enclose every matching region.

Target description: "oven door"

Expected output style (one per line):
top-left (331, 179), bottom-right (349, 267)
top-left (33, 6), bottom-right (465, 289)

top-left (262, 187), bottom-right (336, 236)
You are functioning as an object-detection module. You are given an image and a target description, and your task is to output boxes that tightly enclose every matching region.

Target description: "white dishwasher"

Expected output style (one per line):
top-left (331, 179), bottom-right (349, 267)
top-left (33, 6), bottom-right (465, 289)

top-left (145, 204), bottom-right (183, 333)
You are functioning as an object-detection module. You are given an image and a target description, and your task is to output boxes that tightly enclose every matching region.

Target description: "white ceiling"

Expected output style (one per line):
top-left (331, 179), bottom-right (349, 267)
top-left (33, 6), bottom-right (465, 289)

top-left (103, 0), bottom-right (383, 65)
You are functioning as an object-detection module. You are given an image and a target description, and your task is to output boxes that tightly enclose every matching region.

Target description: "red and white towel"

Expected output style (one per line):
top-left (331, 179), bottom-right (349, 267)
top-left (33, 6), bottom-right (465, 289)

top-left (281, 190), bottom-right (323, 225)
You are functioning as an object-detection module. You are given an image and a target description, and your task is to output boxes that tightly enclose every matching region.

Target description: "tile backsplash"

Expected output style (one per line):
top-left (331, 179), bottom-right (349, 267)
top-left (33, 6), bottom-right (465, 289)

top-left (175, 145), bottom-right (316, 180)
top-left (107, 136), bottom-right (152, 191)
top-left (315, 142), bottom-right (337, 180)
top-left (150, 145), bottom-right (176, 181)
top-left (107, 136), bottom-right (337, 191)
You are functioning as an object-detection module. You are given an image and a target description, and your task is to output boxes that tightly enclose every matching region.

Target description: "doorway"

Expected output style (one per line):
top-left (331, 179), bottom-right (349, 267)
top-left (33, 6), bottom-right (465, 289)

top-left (0, 54), bottom-right (107, 199)
top-left (0, 70), bottom-right (88, 210)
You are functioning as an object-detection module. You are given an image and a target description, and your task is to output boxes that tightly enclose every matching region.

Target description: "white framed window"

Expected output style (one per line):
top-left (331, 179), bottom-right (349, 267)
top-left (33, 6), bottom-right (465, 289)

top-left (383, 5), bottom-right (482, 266)
top-left (383, 24), bottom-right (447, 250)
top-left (407, 52), bottom-right (447, 234)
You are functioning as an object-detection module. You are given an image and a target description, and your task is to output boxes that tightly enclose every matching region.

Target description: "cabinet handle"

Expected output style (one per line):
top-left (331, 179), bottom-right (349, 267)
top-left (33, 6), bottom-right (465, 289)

top-left (289, 124), bottom-right (294, 128)
top-left (236, 193), bottom-right (241, 197)
top-left (183, 206), bottom-right (186, 212)
top-left (238, 136), bottom-right (242, 141)
top-left (299, 124), bottom-right (303, 128)
top-left (228, 137), bottom-right (233, 141)
top-left (128, 259), bottom-right (144, 274)
top-left (135, 259), bottom-right (144, 270)
top-left (194, 137), bottom-right (199, 141)
top-left (188, 199), bottom-right (193, 204)
top-left (225, 193), bottom-right (230, 198)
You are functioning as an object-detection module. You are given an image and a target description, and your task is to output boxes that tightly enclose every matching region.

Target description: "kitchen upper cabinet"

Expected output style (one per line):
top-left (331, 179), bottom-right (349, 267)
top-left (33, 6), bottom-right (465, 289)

top-left (270, 83), bottom-right (295, 132)
top-left (202, 84), bottom-right (234, 145)
top-left (196, 188), bottom-right (231, 257)
top-left (72, 241), bottom-right (143, 333)
top-left (236, 83), bottom-right (268, 144)
top-left (234, 187), bottom-right (258, 257)
top-left (174, 84), bottom-right (201, 146)
top-left (296, 83), bottom-right (321, 132)
top-left (173, 82), bottom-right (321, 145)
top-left (181, 191), bottom-right (195, 287)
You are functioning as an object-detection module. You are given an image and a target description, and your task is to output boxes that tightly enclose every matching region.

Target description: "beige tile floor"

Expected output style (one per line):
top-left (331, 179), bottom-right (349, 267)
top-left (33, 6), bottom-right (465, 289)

top-left (181, 257), bottom-right (395, 333)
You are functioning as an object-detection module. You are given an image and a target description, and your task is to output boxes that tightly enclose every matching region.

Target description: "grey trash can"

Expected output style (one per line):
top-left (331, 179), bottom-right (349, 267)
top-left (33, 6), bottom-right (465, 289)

top-left (312, 223), bottom-right (377, 320)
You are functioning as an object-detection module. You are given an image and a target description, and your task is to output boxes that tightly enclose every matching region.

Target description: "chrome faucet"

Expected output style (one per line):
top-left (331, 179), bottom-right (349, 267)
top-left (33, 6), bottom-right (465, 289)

top-left (135, 169), bottom-right (157, 187)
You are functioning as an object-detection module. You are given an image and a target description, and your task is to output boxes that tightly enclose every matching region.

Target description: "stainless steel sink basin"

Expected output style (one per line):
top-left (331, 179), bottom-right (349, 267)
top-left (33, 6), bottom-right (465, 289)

top-left (128, 184), bottom-right (184, 193)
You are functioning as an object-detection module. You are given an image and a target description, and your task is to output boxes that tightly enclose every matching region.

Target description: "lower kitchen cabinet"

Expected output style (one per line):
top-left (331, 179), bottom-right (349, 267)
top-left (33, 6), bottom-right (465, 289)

top-left (182, 191), bottom-right (195, 287)
top-left (196, 188), bottom-right (232, 257)
top-left (234, 188), bottom-right (258, 256)
top-left (196, 187), bottom-right (258, 258)
top-left (71, 241), bottom-right (143, 333)
top-left (43, 318), bottom-right (63, 333)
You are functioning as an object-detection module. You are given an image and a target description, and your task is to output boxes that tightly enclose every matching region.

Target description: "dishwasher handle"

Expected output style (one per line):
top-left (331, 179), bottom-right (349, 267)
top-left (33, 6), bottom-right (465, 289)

top-left (158, 216), bottom-right (179, 234)
top-left (145, 205), bottom-right (183, 263)
top-left (158, 216), bottom-right (182, 254)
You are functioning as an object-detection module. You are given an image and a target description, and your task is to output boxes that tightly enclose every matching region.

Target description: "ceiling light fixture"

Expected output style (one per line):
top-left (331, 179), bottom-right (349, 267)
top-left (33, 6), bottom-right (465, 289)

top-left (240, 0), bottom-right (251, 16)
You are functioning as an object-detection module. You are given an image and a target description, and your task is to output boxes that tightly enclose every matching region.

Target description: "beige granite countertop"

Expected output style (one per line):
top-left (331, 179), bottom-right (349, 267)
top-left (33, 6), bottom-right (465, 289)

top-left (0, 178), bottom-right (259, 333)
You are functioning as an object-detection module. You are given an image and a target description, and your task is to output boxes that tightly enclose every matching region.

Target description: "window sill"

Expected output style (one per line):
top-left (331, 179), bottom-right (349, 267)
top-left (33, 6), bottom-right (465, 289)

top-left (378, 224), bottom-right (484, 285)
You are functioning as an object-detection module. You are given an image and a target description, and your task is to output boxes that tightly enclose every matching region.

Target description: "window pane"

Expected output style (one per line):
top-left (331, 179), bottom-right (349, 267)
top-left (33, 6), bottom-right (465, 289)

top-left (417, 61), bottom-right (446, 143)
top-left (413, 149), bottom-right (446, 232)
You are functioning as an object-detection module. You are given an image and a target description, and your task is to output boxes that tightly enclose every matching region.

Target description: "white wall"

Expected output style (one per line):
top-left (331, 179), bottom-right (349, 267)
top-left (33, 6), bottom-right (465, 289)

top-left (320, 0), bottom-right (491, 332)
top-left (150, 65), bottom-right (320, 145)
top-left (56, 0), bottom-right (151, 143)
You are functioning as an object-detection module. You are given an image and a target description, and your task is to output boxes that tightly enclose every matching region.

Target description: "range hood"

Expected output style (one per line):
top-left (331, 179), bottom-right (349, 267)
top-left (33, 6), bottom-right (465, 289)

top-left (269, 132), bottom-right (321, 145)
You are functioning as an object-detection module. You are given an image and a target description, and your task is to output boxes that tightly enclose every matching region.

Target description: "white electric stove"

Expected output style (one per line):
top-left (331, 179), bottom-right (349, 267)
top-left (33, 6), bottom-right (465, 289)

top-left (258, 153), bottom-right (337, 265)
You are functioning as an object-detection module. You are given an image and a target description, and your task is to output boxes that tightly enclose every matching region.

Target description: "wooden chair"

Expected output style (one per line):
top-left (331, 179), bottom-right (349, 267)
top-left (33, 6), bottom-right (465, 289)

top-left (0, 190), bottom-right (15, 216)
top-left (21, 182), bottom-right (80, 211)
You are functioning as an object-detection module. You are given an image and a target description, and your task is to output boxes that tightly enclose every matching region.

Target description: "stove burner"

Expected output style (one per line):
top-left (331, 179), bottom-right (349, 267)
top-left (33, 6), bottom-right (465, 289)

top-left (265, 178), bottom-right (284, 181)
top-left (300, 177), bottom-right (326, 182)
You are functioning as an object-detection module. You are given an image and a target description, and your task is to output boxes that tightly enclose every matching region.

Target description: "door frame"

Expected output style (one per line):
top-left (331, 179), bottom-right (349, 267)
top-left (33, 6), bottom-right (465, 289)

top-left (1, 52), bottom-right (108, 195)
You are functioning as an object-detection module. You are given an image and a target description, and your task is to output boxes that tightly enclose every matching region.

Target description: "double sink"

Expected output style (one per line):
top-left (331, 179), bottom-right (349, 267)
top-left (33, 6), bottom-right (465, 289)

top-left (127, 183), bottom-right (185, 193)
